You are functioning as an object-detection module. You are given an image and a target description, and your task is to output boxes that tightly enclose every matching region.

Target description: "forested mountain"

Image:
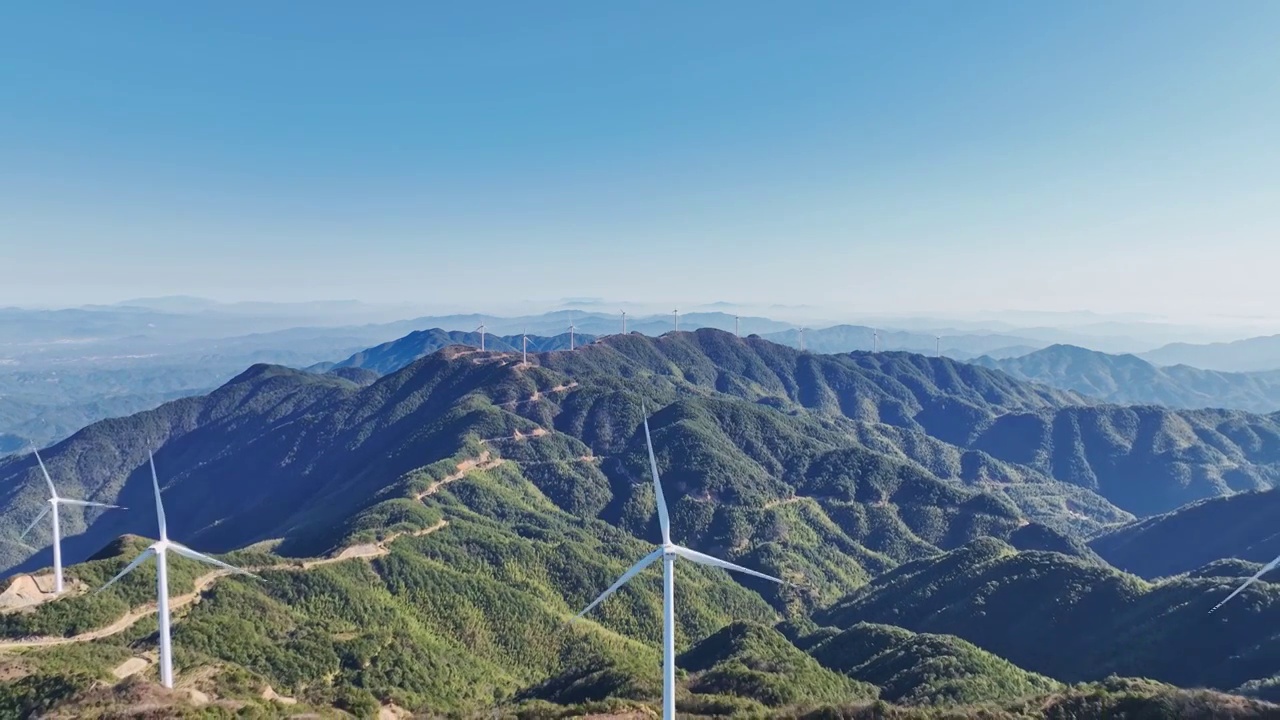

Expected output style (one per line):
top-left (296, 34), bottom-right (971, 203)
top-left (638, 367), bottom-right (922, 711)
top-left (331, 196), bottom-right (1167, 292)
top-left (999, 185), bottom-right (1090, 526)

top-left (1091, 489), bottom-right (1280, 578)
top-left (975, 344), bottom-right (1280, 413)
top-left (2, 330), bottom-right (1278, 716)
top-left (815, 537), bottom-right (1280, 695)
top-left (316, 328), bottom-right (593, 376)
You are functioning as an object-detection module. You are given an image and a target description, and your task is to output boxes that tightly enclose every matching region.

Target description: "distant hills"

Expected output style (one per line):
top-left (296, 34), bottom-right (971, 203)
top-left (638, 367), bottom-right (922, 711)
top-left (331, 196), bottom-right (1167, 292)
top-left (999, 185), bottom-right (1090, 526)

top-left (763, 325), bottom-right (1038, 359)
top-left (1141, 334), bottom-right (1280, 373)
top-left (975, 344), bottom-right (1280, 413)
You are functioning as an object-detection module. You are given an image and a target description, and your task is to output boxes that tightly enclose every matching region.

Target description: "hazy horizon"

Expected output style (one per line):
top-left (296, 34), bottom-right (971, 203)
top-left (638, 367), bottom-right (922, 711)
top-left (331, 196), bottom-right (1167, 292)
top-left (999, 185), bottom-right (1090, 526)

top-left (4, 3), bottom-right (1278, 321)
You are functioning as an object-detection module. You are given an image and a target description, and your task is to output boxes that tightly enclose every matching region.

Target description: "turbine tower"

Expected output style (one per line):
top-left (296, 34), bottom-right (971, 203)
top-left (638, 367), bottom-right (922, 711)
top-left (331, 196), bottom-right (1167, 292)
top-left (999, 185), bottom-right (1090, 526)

top-left (936, 335), bottom-right (941, 357)
top-left (577, 405), bottom-right (784, 720)
top-left (99, 452), bottom-right (255, 688)
top-left (734, 315), bottom-right (740, 338)
top-left (673, 309), bottom-right (679, 332)
top-left (873, 329), bottom-right (879, 353)
top-left (621, 310), bottom-right (627, 335)
top-left (798, 327), bottom-right (806, 352)
top-left (475, 324), bottom-right (486, 352)
top-left (522, 328), bottom-right (529, 365)
top-left (569, 314), bottom-right (577, 351)
top-left (21, 448), bottom-right (123, 594)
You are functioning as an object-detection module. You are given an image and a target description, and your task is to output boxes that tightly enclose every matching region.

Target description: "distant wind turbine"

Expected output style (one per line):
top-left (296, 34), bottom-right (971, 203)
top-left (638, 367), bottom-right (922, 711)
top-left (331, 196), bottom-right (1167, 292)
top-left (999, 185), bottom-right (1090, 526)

top-left (576, 405), bottom-right (785, 720)
top-left (873, 329), bottom-right (879, 353)
top-left (936, 335), bottom-right (941, 357)
top-left (569, 314), bottom-right (577, 351)
top-left (673, 309), bottom-right (679, 332)
top-left (522, 327), bottom-right (529, 365)
top-left (798, 327), bottom-right (806, 352)
top-left (21, 448), bottom-right (123, 594)
top-left (734, 315), bottom-right (740, 337)
top-left (475, 324), bottom-right (486, 352)
top-left (1210, 553), bottom-right (1280, 613)
top-left (98, 452), bottom-right (256, 688)
top-left (621, 310), bottom-right (627, 335)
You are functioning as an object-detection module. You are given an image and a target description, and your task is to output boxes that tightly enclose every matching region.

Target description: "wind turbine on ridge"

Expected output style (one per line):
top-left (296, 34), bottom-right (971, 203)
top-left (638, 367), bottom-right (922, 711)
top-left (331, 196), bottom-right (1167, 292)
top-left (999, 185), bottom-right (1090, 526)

top-left (569, 313), bottom-right (577, 351)
top-left (98, 452), bottom-right (256, 689)
top-left (798, 327), bottom-right (806, 352)
top-left (21, 448), bottom-right (123, 594)
top-left (672, 309), bottom-right (679, 332)
top-left (621, 310), bottom-right (627, 335)
top-left (576, 404), bottom-right (785, 720)
top-left (522, 326), bottom-right (529, 365)
top-left (475, 324), bottom-right (487, 352)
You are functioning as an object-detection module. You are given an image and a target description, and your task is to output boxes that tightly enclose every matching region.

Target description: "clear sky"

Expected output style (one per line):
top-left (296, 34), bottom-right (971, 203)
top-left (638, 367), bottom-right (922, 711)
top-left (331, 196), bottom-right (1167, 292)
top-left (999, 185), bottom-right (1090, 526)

top-left (3, 2), bottom-right (1278, 321)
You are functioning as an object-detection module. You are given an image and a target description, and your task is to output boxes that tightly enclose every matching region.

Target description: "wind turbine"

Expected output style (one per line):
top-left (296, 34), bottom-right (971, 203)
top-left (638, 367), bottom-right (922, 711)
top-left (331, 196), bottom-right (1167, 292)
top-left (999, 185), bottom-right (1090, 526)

top-left (621, 310), bottom-right (627, 335)
top-left (576, 405), bottom-right (784, 720)
top-left (873, 329), bottom-right (879, 353)
top-left (21, 448), bottom-right (123, 594)
top-left (936, 335), bottom-right (941, 357)
top-left (475, 324), bottom-right (486, 352)
top-left (569, 314), bottom-right (577, 351)
top-left (522, 327), bottom-right (529, 365)
top-left (1210, 552), bottom-right (1280, 613)
top-left (734, 315), bottom-right (740, 338)
top-left (672, 309), bottom-right (679, 332)
top-left (98, 452), bottom-right (255, 689)
top-left (798, 328), bottom-right (806, 352)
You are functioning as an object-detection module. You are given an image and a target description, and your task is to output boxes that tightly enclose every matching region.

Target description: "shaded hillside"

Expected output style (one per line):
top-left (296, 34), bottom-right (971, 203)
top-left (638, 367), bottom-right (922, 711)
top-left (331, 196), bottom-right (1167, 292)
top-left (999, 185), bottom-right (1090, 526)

top-left (815, 538), bottom-right (1280, 694)
top-left (1092, 489), bottom-right (1280, 578)
top-left (975, 344), bottom-right (1280, 413)
top-left (321, 327), bottom-right (594, 376)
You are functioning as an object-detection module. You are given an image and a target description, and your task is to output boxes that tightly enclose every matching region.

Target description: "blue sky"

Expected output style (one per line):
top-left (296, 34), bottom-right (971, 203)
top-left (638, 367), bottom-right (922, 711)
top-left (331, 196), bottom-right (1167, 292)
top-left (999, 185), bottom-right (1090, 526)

top-left (2, 2), bottom-right (1278, 320)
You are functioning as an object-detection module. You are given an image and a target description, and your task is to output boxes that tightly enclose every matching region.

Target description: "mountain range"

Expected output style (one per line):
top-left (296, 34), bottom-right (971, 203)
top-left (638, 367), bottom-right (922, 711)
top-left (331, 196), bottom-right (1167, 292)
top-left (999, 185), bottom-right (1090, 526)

top-left (2, 330), bottom-right (1280, 715)
top-left (974, 344), bottom-right (1280, 413)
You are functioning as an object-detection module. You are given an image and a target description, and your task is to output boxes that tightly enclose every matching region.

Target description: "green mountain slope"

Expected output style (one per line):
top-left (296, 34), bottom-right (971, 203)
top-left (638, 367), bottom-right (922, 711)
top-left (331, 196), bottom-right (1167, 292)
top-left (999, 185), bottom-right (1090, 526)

top-left (975, 344), bottom-right (1280, 413)
top-left (815, 538), bottom-right (1280, 693)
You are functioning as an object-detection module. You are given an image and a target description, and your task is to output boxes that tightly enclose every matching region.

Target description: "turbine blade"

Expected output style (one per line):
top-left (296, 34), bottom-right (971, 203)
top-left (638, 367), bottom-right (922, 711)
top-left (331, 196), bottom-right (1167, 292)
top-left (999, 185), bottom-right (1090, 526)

top-left (1211, 553), bottom-right (1280, 613)
top-left (671, 545), bottom-right (785, 585)
top-left (20, 506), bottom-right (50, 539)
top-left (97, 548), bottom-right (155, 593)
top-left (576, 548), bottom-right (663, 618)
top-left (57, 499), bottom-right (123, 510)
top-left (640, 404), bottom-right (671, 545)
top-left (169, 543), bottom-right (258, 578)
top-left (32, 448), bottom-right (57, 499)
top-left (149, 451), bottom-right (167, 541)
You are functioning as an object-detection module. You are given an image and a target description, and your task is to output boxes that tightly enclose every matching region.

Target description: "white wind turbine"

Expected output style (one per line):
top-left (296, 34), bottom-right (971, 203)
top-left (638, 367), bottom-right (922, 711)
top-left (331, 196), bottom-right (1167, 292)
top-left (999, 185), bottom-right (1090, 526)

top-left (522, 327), bottom-right (529, 365)
top-left (621, 310), bottom-right (627, 335)
top-left (569, 314), bottom-right (577, 350)
top-left (475, 324), bottom-right (487, 352)
top-left (1210, 552), bottom-right (1280, 613)
top-left (798, 327), bottom-right (806, 352)
top-left (576, 405), bottom-right (785, 720)
top-left (21, 448), bottom-right (123, 594)
top-left (672, 309), bottom-right (679, 332)
top-left (734, 315), bottom-right (740, 338)
top-left (98, 452), bottom-right (256, 689)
